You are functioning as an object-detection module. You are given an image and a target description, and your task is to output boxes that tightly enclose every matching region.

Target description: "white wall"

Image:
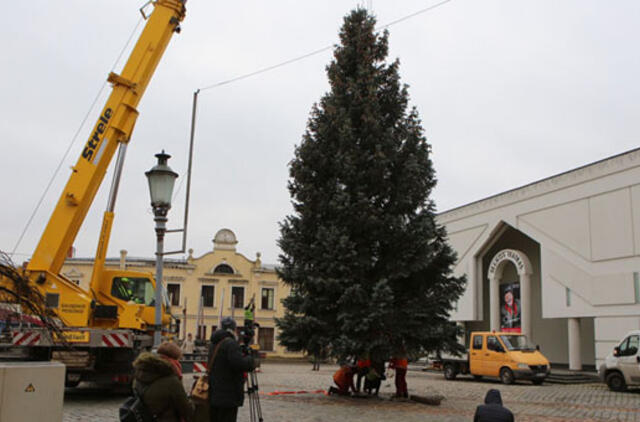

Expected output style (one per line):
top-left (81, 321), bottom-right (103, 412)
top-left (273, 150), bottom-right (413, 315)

top-left (439, 149), bottom-right (640, 367)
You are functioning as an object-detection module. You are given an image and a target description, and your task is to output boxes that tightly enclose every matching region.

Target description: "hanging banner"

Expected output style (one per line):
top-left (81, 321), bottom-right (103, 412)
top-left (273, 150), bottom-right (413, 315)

top-left (500, 283), bottom-right (521, 333)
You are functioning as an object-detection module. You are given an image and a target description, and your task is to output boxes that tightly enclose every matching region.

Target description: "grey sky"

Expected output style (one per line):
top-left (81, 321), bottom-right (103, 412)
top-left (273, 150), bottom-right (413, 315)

top-left (1, 0), bottom-right (638, 265)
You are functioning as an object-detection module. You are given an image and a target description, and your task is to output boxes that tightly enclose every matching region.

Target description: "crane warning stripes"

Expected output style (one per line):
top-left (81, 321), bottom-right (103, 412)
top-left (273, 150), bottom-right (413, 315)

top-left (193, 362), bottom-right (207, 373)
top-left (101, 333), bottom-right (130, 347)
top-left (12, 331), bottom-right (41, 346)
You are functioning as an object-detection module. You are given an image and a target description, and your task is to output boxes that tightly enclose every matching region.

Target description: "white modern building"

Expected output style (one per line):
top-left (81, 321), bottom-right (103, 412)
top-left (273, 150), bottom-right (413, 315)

top-left (438, 148), bottom-right (640, 370)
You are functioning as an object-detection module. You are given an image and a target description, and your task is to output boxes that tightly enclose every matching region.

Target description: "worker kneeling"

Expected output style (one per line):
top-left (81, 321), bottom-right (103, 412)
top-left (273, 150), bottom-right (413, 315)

top-left (328, 364), bottom-right (357, 396)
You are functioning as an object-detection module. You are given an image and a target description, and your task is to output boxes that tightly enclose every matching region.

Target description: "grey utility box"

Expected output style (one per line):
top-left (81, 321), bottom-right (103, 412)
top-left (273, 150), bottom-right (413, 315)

top-left (0, 361), bottom-right (65, 422)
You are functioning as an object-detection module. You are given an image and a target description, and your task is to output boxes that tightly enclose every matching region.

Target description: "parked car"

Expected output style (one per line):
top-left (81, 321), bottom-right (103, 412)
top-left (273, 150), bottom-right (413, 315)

top-left (598, 330), bottom-right (640, 391)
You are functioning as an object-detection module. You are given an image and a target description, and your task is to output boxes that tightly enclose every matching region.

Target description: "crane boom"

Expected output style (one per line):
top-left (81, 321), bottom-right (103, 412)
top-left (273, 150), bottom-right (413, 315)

top-left (27, 0), bottom-right (186, 276)
top-left (0, 3), bottom-right (188, 387)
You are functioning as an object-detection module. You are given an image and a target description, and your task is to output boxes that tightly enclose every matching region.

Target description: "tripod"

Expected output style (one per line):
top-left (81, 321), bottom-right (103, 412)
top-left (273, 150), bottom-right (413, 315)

top-left (246, 367), bottom-right (263, 422)
top-left (242, 297), bottom-right (263, 422)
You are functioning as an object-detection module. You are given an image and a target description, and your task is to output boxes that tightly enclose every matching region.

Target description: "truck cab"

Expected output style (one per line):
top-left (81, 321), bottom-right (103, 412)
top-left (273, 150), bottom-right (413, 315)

top-left (470, 331), bottom-right (550, 384)
top-left (599, 330), bottom-right (640, 391)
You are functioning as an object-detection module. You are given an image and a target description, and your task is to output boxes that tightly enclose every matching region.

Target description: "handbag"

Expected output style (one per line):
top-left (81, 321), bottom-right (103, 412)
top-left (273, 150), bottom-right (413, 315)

top-left (190, 338), bottom-right (228, 402)
top-left (119, 383), bottom-right (156, 422)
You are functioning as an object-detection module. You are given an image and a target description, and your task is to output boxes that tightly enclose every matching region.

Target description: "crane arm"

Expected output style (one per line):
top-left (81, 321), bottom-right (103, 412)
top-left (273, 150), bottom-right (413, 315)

top-left (27, 0), bottom-right (186, 276)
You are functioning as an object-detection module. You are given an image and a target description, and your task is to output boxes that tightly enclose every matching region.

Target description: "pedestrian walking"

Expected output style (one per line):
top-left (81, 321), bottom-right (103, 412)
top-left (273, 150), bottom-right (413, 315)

top-left (131, 342), bottom-right (194, 422)
top-left (208, 317), bottom-right (255, 422)
top-left (474, 389), bottom-right (514, 422)
top-left (389, 356), bottom-right (408, 398)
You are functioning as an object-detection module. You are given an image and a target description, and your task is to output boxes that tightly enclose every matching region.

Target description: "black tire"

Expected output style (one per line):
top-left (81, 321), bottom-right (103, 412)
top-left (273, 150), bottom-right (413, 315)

top-left (443, 363), bottom-right (457, 380)
top-left (473, 375), bottom-right (483, 381)
top-left (532, 379), bottom-right (544, 386)
top-left (606, 372), bottom-right (626, 392)
top-left (500, 367), bottom-right (514, 385)
top-left (64, 379), bottom-right (80, 388)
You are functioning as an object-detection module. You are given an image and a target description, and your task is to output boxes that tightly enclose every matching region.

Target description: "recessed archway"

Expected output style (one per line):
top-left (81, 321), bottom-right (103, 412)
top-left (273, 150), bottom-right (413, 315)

top-left (487, 249), bottom-right (533, 337)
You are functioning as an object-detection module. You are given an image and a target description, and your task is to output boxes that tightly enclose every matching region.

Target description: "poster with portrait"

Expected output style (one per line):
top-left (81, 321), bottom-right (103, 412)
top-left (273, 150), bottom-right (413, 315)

top-left (500, 283), bottom-right (521, 333)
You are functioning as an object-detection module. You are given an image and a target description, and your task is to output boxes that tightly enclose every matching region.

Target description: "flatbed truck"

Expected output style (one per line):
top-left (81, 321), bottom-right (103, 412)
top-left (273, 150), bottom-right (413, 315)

top-left (436, 331), bottom-right (550, 385)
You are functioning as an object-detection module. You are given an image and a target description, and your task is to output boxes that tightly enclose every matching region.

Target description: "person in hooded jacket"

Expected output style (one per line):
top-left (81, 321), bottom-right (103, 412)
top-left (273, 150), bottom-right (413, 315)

top-left (208, 317), bottom-right (255, 422)
top-left (132, 342), bottom-right (194, 422)
top-left (474, 389), bottom-right (514, 422)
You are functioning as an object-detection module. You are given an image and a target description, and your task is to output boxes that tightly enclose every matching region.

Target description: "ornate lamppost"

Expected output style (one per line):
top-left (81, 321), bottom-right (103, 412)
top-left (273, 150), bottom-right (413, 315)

top-left (145, 151), bottom-right (178, 347)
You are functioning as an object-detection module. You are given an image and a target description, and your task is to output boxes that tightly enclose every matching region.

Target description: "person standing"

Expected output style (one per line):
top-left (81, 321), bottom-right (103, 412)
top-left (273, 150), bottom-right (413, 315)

top-left (208, 317), bottom-right (254, 422)
top-left (389, 356), bottom-right (408, 398)
top-left (181, 333), bottom-right (195, 355)
top-left (355, 356), bottom-right (371, 391)
top-left (131, 342), bottom-right (194, 422)
top-left (312, 352), bottom-right (320, 371)
top-left (474, 389), bottom-right (514, 422)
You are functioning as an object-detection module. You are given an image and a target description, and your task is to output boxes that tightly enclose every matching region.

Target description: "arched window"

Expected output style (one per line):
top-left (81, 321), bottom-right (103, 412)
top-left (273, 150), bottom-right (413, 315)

top-left (213, 263), bottom-right (234, 274)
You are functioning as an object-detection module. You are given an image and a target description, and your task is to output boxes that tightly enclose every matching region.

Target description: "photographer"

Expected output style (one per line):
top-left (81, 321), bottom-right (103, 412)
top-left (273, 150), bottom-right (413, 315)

top-left (208, 317), bottom-right (255, 422)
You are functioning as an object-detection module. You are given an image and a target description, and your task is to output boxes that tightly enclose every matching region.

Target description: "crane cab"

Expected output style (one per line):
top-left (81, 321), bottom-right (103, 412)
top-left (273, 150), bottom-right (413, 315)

top-left (91, 269), bottom-right (170, 331)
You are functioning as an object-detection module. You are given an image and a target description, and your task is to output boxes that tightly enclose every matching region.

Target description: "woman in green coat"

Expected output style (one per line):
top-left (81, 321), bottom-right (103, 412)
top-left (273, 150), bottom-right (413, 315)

top-left (132, 343), bottom-right (194, 422)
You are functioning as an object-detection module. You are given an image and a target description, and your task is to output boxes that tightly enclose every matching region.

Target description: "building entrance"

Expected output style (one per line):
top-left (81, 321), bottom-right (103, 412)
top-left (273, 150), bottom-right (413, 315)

top-left (487, 249), bottom-right (533, 338)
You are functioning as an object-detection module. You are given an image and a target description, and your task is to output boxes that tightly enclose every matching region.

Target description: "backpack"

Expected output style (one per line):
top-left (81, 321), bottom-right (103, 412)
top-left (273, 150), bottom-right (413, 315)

top-left (119, 383), bottom-right (157, 422)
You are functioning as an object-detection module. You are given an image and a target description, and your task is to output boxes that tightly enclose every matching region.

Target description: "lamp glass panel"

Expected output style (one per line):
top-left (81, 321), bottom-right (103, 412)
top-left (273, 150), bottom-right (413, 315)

top-left (147, 172), bottom-right (176, 207)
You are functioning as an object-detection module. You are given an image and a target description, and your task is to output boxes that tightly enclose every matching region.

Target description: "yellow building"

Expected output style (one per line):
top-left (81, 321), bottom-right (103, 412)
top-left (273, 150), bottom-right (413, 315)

top-left (61, 229), bottom-right (297, 358)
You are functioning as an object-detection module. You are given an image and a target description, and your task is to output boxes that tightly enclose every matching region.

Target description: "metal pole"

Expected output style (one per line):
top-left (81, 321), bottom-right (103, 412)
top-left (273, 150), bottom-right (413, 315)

top-left (182, 296), bottom-right (187, 341)
top-left (106, 143), bottom-right (128, 212)
top-left (197, 293), bottom-right (203, 339)
top-left (164, 89), bottom-right (198, 255)
top-left (218, 288), bottom-right (225, 324)
top-left (181, 90), bottom-right (198, 251)
top-left (153, 210), bottom-right (167, 347)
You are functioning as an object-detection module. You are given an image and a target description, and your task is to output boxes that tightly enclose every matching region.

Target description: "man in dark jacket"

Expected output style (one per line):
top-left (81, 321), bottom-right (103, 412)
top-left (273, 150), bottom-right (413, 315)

top-left (209, 317), bottom-right (254, 422)
top-left (132, 349), bottom-right (194, 422)
top-left (474, 389), bottom-right (514, 422)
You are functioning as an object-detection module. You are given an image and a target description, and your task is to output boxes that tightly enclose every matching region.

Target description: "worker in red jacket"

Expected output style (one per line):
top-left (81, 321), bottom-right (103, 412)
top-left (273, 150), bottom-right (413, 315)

top-left (328, 364), bottom-right (356, 396)
top-left (389, 356), bottom-right (408, 398)
top-left (355, 357), bottom-right (371, 392)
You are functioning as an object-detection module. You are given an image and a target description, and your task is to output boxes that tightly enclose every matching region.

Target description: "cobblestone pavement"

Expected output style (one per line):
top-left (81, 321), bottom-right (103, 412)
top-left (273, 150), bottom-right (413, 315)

top-left (64, 362), bottom-right (640, 422)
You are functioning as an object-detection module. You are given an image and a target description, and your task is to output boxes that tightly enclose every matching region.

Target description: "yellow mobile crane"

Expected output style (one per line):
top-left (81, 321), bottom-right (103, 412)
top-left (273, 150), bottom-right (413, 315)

top-left (0, 0), bottom-right (186, 387)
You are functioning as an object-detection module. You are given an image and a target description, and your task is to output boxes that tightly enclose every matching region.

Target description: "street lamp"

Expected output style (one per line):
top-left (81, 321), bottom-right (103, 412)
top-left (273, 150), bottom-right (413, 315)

top-left (145, 150), bottom-right (178, 347)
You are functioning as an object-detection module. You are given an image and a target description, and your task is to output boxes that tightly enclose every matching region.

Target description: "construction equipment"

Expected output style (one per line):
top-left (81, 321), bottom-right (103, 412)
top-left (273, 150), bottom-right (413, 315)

top-left (0, 0), bottom-right (187, 387)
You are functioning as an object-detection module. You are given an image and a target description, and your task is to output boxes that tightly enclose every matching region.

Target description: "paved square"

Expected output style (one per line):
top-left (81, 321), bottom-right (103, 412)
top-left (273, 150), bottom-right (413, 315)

top-left (63, 362), bottom-right (640, 421)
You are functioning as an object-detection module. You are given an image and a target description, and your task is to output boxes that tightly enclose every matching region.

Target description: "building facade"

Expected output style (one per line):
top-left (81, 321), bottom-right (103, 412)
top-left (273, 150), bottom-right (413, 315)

top-left (437, 148), bottom-right (640, 370)
top-left (62, 229), bottom-right (298, 358)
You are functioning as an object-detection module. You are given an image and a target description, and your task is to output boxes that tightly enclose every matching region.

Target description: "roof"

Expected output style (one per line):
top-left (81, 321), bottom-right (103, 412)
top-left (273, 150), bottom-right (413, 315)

top-left (64, 256), bottom-right (280, 272)
top-left (438, 146), bottom-right (640, 221)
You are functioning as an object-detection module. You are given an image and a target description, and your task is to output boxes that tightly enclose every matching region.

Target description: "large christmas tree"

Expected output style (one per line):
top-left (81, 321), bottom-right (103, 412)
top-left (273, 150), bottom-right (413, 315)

top-left (276, 9), bottom-right (465, 361)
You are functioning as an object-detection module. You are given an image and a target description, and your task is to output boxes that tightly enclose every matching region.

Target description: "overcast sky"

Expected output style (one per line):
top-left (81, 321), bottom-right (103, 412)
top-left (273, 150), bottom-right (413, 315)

top-left (1, 0), bottom-right (638, 266)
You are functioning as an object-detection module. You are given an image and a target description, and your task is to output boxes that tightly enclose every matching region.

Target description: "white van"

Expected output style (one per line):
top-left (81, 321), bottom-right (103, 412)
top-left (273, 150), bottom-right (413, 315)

top-left (598, 330), bottom-right (640, 391)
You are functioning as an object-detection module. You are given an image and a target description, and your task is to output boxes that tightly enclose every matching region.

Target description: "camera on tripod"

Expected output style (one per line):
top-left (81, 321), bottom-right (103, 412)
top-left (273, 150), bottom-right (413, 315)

top-left (240, 322), bottom-right (256, 347)
top-left (240, 297), bottom-right (260, 357)
top-left (241, 296), bottom-right (263, 422)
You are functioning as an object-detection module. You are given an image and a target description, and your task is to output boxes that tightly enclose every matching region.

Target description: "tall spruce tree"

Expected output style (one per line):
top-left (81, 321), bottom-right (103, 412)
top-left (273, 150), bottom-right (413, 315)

top-left (276, 9), bottom-right (465, 361)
